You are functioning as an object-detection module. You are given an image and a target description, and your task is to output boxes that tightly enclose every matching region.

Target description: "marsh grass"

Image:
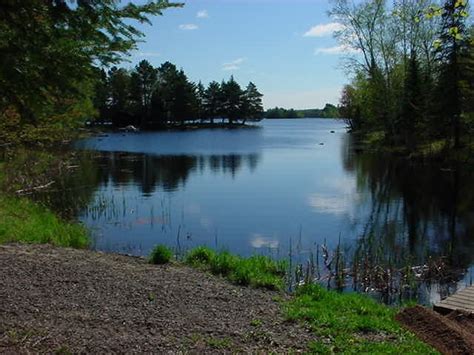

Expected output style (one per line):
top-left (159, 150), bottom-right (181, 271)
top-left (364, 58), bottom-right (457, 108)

top-left (285, 284), bottom-right (437, 354)
top-left (185, 247), bottom-right (287, 290)
top-left (0, 195), bottom-right (89, 248)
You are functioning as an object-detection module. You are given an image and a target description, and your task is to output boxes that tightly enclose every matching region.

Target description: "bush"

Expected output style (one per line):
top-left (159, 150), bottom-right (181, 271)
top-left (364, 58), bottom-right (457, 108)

top-left (149, 245), bottom-right (173, 265)
top-left (184, 246), bottom-right (216, 265)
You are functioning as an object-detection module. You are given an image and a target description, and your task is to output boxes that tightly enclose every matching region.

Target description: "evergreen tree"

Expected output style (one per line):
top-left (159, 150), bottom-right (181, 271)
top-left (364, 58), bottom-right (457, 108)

top-left (242, 82), bottom-right (264, 123)
top-left (203, 81), bottom-right (222, 124)
top-left (400, 53), bottom-right (423, 148)
top-left (196, 81), bottom-right (206, 123)
top-left (221, 76), bottom-right (243, 124)
top-left (436, 0), bottom-right (470, 148)
top-left (108, 67), bottom-right (132, 127)
top-left (130, 60), bottom-right (158, 127)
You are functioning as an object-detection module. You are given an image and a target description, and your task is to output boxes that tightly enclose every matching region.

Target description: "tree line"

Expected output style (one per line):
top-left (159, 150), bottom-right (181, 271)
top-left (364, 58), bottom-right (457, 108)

top-left (265, 104), bottom-right (340, 119)
top-left (334, 0), bottom-right (473, 150)
top-left (94, 60), bottom-right (264, 129)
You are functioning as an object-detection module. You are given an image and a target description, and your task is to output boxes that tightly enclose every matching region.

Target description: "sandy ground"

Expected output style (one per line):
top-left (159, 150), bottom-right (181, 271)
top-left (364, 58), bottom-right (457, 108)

top-left (396, 305), bottom-right (474, 355)
top-left (0, 244), bottom-right (313, 354)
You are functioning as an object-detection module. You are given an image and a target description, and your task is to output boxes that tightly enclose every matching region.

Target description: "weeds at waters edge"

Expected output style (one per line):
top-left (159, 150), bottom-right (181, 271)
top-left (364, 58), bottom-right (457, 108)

top-left (149, 245), bottom-right (173, 265)
top-left (184, 246), bottom-right (287, 291)
top-left (284, 284), bottom-right (437, 354)
top-left (0, 195), bottom-right (89, 248)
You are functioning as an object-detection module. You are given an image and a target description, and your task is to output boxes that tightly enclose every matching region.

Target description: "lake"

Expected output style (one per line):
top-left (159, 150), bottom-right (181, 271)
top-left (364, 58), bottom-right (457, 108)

top-left (57, 119), bottom-right (474, 303)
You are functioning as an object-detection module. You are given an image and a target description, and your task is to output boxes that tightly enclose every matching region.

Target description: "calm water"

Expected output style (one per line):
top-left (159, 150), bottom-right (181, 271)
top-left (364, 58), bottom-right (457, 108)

top-left (64, 119), bottom-right (474, 303)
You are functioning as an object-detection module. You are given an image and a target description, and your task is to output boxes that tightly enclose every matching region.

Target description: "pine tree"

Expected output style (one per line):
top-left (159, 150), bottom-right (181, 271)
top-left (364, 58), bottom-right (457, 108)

top-left (242, 82), bottom-right (264, 123)
top-left (203, 81), bottom-right (222, 124)
top-left (221, 76), bottom-right (243, 124)
top-left (436, 0), bottom-right (470, 148)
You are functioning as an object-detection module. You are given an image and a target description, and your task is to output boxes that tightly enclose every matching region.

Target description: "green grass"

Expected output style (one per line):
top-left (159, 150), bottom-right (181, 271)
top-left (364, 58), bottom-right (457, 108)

top-left (284, 284), bottom-right (438, 354)
top-left (0, 194), bottom-right (89, 248)
top-left (149, 244), bottom-right (173, 264)
top-left (185, 246), bottom-right (287, 290)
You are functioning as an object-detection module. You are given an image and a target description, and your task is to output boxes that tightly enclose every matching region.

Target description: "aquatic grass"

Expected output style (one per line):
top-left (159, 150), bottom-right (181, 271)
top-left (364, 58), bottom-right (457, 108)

top-left (149, 244), bottom-right (173, 264)
top-left (284, 284), bottom-right (437, 354)
top-left (0, 195), bottom-right (89, 248)
top-left (185, 247), bottom-right (287, 290)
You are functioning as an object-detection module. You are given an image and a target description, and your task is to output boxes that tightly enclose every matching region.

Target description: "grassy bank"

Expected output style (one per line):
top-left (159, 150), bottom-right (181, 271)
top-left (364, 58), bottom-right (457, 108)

top-left (0, 194), bottom-right (89, 248)
top-left (285, 284), bottom-right (437, 353)
top-left (0, 150), bottom-right (89, 248)
top-left (184, 246), bottom-right (287, 290)
top-left (178, 246), bottom-right (435, 353)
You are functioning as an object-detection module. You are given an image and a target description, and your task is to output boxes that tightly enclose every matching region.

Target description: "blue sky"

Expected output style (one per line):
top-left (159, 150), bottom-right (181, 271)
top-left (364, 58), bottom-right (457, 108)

top-left (127, 0), bottom-right (349, 109)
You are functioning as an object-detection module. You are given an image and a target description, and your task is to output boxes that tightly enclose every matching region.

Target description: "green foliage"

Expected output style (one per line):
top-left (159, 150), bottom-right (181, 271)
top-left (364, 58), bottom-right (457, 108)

top-left (184, 247), bottom-right (287, 290)
top-left (149, 244), bottom-right (173, 265)
top-left (0, 195), bottom-right (89, 248)
top-left (332, 0), bottom-right (473, 151)
top-left (285, 284), bottom-right (437, 354)
top-left (0, 0), bottom-right (181, 145)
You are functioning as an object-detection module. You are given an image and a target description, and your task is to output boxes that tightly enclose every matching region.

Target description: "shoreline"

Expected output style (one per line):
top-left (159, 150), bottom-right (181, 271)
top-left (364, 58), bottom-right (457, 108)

top-left (350, 129), bottom-right (474, 166)
top-left (0, 243), bottom-right (311, 354)
top-left (0, 243), bottom-right (438, 353)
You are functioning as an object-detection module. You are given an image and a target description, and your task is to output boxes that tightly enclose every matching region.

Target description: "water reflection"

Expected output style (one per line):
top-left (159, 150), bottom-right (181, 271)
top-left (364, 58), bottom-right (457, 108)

top-left (341, 135), bottom-right (474, 302)
top-left (94, 152), bottom-right (261, 194)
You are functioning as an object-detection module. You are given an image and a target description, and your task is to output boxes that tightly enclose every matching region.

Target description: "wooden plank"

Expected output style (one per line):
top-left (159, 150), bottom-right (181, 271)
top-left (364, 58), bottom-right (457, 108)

top-left (441, 298), bottom-right (474, 308)
top-left (458, 288), bottom-right (474, 294)
top-left (446, 294), bottom-right (473, 303)
top-left (436, 301), bottom-right (473, 309)
top-left (440, 295), bottom-right (474, 305)
top-left (434, 285), bottom-right (474, 315)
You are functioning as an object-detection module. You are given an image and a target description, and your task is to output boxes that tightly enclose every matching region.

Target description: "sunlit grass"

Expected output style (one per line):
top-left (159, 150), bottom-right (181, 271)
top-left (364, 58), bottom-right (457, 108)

top-left (0, 194), bottom-right (89, 248)
top-left (284, 284), bottom-right (438, 354)
top-left (185, 246), bottom-right (287, 290)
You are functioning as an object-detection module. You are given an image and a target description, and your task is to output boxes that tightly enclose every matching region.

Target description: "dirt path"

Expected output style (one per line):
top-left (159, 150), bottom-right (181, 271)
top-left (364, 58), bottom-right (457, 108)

top-left (0, 244), bottom-right (313, 354)
top-left (396, 305), bottom-right (474, 355)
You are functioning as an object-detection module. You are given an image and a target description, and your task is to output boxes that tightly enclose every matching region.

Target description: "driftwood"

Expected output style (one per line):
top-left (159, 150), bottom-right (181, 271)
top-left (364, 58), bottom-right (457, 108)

top-left (15, 181), bottom-right (55, 195)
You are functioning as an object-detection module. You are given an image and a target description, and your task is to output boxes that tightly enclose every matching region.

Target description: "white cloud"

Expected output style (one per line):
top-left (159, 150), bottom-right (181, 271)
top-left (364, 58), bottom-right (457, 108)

top-left (222, 57), bottom-right (246, 71)
top-left (197, 10), bottom-right (209, 18)
top-left (303, 22), bottom-right (344, 37)
top-left (314, 45), bottom-right (359, 55)
top-left (179, 24), bottom-right (198, 31)
top-left (136, 51), bottom-right (161, 58)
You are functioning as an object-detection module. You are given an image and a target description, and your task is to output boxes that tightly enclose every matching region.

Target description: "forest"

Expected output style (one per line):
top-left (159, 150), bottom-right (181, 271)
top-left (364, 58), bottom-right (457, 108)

top-left (264, 104), bottom-right (340, 119)
top-left (335, 0), bottom-right (474, 151)
top-left (94, 61), bottom-right (264, 129)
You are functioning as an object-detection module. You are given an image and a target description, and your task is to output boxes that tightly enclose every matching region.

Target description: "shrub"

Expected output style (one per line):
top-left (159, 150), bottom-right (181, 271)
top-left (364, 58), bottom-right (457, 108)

top-left (185, 246), bottom-right (215, 266)
top-left (149, 244), bottom-right (173, 265)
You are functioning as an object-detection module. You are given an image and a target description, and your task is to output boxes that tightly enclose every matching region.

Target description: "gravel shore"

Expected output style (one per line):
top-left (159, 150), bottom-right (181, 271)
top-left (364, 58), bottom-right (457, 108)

top-left (0, 244), bottom-right (313, 354)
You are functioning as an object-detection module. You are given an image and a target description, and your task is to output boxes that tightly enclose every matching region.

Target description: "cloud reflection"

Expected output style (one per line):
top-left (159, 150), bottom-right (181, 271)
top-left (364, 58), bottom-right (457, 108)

top-left (250, 234), bottom-right (279, 249)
